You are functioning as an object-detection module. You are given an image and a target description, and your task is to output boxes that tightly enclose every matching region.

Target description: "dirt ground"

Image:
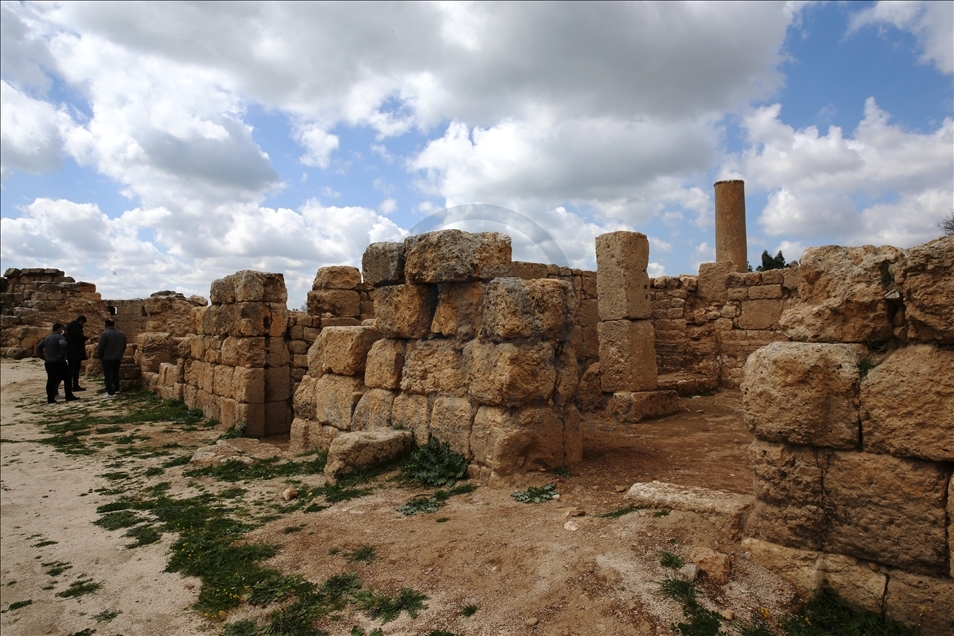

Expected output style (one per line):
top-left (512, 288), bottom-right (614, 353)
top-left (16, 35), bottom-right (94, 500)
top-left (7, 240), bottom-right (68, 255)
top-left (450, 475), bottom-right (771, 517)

top-left (0, 357), bottom-right (800, 636)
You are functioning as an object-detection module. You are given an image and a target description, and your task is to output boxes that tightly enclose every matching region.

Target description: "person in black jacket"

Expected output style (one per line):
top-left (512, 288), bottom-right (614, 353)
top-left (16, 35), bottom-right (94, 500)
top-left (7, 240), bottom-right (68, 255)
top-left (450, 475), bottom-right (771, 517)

top-left (65, 315), bottom-right (89, 392)
top-left (36, 324), bottom-right (79, 404)
top-left (97, 319), bottom-right (126, 398)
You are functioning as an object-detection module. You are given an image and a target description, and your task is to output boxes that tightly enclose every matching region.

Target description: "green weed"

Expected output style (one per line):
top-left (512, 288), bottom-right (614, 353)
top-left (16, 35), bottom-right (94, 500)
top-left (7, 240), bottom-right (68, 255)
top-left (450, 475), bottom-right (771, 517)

top-left (345, 546), bottom-right (376, 563)
top-left (94, 510), bottom-right (143, 530)
top-left (93, 609), bottom-right (120, 623)
top-left (397, 482), bottom-right (477, 515)
top-left (401, 438), bottom-right (467, 487)
top-left (4, 599), bottom-right (32, 611)
top-left (184, 454), bottom-right (327, 482)
top-left (511, 482), bottom-right (558, 504)
top-left (31, 539), bottom-right (58, 548)
top-left (660, 551), bottom-right (685, 569)
top-left (124, 524), bottom-right (161, 548)
top-left (653, 508), bottom-right (671, 517)
top-left (42, 560), bottom-right (72, 576)
top-left (857, 358), bottom-right (878, 379)
top-left (547, 465), bottom-right (571, 477)
top-left (353, 587), bottom-right (428, 623)
top-left (779, 587), bottom-right (916, 635)
top-left (599, 504), bottom-right (643, 518)
top-left (460, 603), bottom-right (479, 617)
top-left (56, 577), bottom-right (102, 598)
top-left (218, 420), bottom-right (246, 440)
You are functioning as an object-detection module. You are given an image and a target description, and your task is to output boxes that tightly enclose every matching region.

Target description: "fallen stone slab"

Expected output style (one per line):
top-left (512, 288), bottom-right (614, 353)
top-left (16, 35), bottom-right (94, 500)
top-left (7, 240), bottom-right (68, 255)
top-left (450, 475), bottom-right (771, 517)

top-left (189, 437), bottom-right (284, 467)
top-left (624, 481), bottom-right (753, 539)
top-left (324, 429), bottom-right (414, 484)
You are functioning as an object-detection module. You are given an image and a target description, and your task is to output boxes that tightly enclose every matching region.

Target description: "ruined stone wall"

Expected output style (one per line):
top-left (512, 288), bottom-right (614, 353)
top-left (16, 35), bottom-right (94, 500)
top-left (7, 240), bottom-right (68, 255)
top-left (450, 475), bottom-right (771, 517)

top-left (290, 230), bottom-right (584, 481)
top-left (740, 236), bottom-right (953, 635)
top-left (105, 291), bottom-right (207, 341)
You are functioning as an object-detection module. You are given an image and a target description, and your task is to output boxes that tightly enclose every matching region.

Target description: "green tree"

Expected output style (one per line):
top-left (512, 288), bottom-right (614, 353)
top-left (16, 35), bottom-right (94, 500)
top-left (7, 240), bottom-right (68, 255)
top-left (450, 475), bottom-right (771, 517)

top-left (756, 250), bottom-right (787, 272)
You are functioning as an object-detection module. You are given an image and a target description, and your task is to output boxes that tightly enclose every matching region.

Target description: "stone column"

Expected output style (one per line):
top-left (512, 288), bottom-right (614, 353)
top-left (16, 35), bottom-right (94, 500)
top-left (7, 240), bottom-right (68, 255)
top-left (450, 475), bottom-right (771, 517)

top-left (714, 179), bottom-right (747, 273)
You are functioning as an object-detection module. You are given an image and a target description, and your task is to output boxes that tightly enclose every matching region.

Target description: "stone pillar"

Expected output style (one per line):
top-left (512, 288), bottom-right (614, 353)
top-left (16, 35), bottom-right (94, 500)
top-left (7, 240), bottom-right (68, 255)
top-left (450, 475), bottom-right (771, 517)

top-left (714, 179), bottom-right (747, 273)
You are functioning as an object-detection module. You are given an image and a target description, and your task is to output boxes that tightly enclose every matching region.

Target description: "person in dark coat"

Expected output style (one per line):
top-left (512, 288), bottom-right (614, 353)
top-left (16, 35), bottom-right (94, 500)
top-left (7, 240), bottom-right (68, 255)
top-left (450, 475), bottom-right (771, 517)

top-left (65, 315), bottom-right (89, 392)
top-left (36, 323), bottom-right (79, 404)
top-left (97, 319), bottom-right (126, 398)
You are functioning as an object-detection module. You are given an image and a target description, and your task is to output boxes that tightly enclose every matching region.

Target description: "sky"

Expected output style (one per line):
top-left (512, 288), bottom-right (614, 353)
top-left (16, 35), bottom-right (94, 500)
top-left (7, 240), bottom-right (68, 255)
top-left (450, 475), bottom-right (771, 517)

top-left (1, 1), bottom-right (952, 308)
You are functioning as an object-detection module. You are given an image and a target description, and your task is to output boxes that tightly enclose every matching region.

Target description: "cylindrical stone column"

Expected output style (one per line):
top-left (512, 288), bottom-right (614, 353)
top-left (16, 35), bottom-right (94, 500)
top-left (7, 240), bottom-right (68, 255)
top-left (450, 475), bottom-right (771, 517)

top-left (714, 179), bottom-right (747, 273)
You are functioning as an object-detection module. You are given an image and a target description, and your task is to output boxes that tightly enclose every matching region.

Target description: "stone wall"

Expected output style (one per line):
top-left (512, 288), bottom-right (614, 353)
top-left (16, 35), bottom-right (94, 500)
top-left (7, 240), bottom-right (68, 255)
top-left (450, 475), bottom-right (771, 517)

top-left (106, 291), bottom-right (207, 340)
top-left (740, 236), bottom-right (953, 635)
top-left (290, 230), bottom-right (584, 481)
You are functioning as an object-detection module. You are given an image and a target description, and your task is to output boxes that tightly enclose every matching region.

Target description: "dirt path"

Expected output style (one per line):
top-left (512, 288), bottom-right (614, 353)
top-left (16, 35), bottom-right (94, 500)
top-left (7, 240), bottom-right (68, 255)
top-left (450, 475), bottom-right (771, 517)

top-left (1, 358), bottom-right (799, 636)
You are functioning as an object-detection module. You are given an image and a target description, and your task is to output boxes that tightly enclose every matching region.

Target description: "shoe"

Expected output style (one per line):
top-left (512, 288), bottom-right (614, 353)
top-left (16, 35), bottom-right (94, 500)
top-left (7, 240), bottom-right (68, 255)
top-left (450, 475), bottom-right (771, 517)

top-left (102, 393), bottom-right (116, 399)
top-left (47, 399), bottom-right (56, 404)
top-left (65, 396), bottom-right (80, 402)
top-left (73, 386), bottom-right (87, 392)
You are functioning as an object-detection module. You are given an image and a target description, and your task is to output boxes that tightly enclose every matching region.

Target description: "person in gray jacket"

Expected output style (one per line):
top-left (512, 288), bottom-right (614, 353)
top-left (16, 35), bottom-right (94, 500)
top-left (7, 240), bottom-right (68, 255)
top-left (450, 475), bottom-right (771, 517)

top-left (96, 319), bottom-right (126, 398)
top-left (36, 323), bottom-right (78, 403)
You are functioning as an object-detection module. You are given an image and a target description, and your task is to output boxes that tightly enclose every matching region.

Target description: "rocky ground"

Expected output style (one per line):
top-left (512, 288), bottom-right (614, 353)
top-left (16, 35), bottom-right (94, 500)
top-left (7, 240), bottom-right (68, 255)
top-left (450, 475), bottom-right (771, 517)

top-left (0, 357), bottom-right (801, 636)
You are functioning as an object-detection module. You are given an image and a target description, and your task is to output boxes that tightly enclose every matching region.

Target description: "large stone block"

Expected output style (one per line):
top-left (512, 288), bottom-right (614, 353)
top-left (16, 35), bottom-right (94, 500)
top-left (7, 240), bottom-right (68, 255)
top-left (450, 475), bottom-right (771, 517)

top-left (324, 429), bottom-right (414, 483)
top-left (391, 392), bottom-right (430, 445)
top-left (480, 277), bottom-right (576, 341)
top-left (596, 231), bottom-right (651, 320)
top-left (214, 270), bottom-right (286, 304)
top-left (307, 289), bottom-right (360, 317)
top-left (362, 242), bottom-right (406, 287)
top-left (317, 326), bottom-right (381, 376)
top-left (779, 244), bottom-right (902, 343)
top-left (884, 571), bottom-right (954, 636)
top-left (861, 345), bottom-right (954, 462)
top-left (742, 342), bottom-right (865, 449)
top-left (404, 230), bottom-right (512, 284)
top-left (825, 451), bottom-right (949, 574)
top-left (289, 417), bottom-right (340, 455)
top-left (431, 282), bottom-right (485, 339)
top-left (364, 338), bottom-right (406, 389)
top-left (697, 262), bottom-right (733, 303)
top-left (374, 284), bottom-right (437, 338)
top-left (429, 396), bottom-right (474, 459)
top-left (400, 339), bottom-right (466, 396)
top-left (312, 266), bottom-right (361, 290)
top-left (897, 235), bottom-right (953, 344)
top-left (609, 390), bottom-right (680, 423)
top-left (598, 320), bottom-right (657, 392)
top-left (314, 374), bottom-right (366, 430)
top-left (292, 374), bottom-right (319, 420)
top-left (737, 299), bottom-right (784, 330)
top-left (221, 336), bottom-right (265, 367)
top-left (351, 388), bottom-right (396, 430)
top-left (212, 365), bottom-right (234, 398)
top-left (468, 341), bottom-right (556, 407)
top-left (470, 406), bottom-right (568, 475)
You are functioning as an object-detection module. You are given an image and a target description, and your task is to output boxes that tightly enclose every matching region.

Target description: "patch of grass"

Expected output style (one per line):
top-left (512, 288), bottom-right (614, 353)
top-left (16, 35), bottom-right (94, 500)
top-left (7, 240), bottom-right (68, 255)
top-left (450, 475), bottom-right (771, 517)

top-left (460, 603), bottom-right (479, 617)
top-left (779, 587), bottom-right (916, 635)
top-left (397, 482), bottom-right (477, 515)
top-left (653, 508), bottom-right (671, 517)
top-left (32, 539), bottom-right (58, 548)
top-left (93, 609), bottom-right (120, 623)
top-left (42, 560), bottom-right (73, 576)
top-left (599, 504), bottom-right (643, 518)
top-left (511, 482), bottom-right (558, 504)
top-left (56, 577), bottom-right (102, 598)
top-left (222, 619), bottom-right (259, 636)
top-left (94, 510), bottom-right (143, 530)
top-left (353, 587), bottom-right (428, 623)
top-left (345, 546), bottom-right (376, 563)
top-left (436, 517), bottom-right (450, 523)
top-left (547, 465), bottom-right (571, 478)
top-left (218, 420), bottom-right (246, 440)
top-left (282, 525), bottom-right (305, 534)
top-left (351, 627), bottom-right (384, 636)
top-left (401, 438), bottom-right (467, 487)
top-left (660, 577), bottom-right (697, 606)
top-left (184, 453), bottom-right (327, 483)
top-left (162, 454), bottom-right (191, 468)
top-left (67, 630), bottom-right (95, 636)
top-left (4, 599), bottom-right (32, 611)
top-left (319, 480), bottom-right (374, 504)
top-left (304, 503), bottom-right (329, 513)
top-left (101, 471), bottom-right (129, 481)
top-left (94, 425), bottom-right (123, 434)
top-left (143, 466), bottom-right (164, 476)
top-left (124, 524), bottom-right (162, 548)
top-left (660, 551), bottom-right (685, 569)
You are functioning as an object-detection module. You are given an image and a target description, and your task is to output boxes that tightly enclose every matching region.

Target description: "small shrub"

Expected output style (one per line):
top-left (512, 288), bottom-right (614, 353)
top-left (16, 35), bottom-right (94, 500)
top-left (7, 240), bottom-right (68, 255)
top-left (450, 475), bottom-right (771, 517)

top-left (353, 587), bottom-right (428, 623)
top-left (346, 546), bottom-right (376, 563)
top-left (5, 599), bottom-right (32, 611)
top-left (511, 483), bottom-right (558, 504)
top-left (599, 504), bottom-right (642, 519)
top-left (460, 603), bottom-right (479, 617)
top-left (401, 438), bottom-right (468, 487)
top-left (547, 465), bottom-right (571, 477)
top-left (56, 577), bottom-right (101, 598)
top-left (218, 420), bottom-right (246, 440)
top-left (660, 551), bottom-right (685, 569)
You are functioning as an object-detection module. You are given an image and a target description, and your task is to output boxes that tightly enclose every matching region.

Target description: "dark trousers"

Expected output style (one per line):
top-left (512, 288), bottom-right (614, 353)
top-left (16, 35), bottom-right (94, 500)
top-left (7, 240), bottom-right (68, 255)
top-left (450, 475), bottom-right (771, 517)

top-left (68, 358), bottom-right (84, 389)
top-left (44, 360), bottom-right (73, 402)
top-left (103, 359), bottom-right (121, 395)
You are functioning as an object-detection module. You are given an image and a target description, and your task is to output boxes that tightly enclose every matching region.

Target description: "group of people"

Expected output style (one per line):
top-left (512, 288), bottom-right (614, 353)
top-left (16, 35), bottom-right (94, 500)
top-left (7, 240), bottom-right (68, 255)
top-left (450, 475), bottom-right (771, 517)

top-left (36, 316), bottom-right (127, 404)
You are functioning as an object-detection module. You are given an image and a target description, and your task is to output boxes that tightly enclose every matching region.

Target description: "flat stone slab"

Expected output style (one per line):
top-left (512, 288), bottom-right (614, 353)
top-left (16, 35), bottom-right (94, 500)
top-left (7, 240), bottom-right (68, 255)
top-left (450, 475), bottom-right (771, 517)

top-left (625, 481), bottom-right (754, 539)
top-left (325, 429), bottom-right (414, 483)
top-left (190, 438), bottom-right (284, 467)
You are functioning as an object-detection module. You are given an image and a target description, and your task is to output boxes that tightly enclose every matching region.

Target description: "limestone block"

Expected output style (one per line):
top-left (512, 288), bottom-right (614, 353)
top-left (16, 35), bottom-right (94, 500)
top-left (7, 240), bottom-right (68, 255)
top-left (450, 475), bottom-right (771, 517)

top-left (267, 303), bottom-right (288, 338)
top-left (237, 402), bottom-right (266, 436)
top-left (213, 365), bottom-right (234, 398)
top-left (400, 339), bottom-right (466, 396)
top-left (598, 320), bottom-right (657, 392)
top-left (861, 345), bottom-right (954, 462)
top-left (748, 284), bottom-right (783, 300)
top-left (468, 341), bottom-right (556, 407)
top-left (293, 374), bottom-right (319, 420)
top-left (578, 299), bottom-right (600, 328)
top-left (481, 277), bottom-right (576, 341)
top-left (697, 262), bottom-right (733, 303)
top-left (287, 340), bottom-right (309, 356)
top-left (314, 374), bottom-right (366, 430)
top-left (470, 406), bottom-right (567, 475)
top-left (264, 366), bottom-right (290, 403)
top-left (306, 338), bottom-right (324, 378)
top-left (351, 388), bottom-right (396, 430)
top-left (582, 325), bottom-right (600, 360)
top-left (221, 336), bottom-right (265, 367)
top-left (527, 278), bottom-right (577, 341)
top-left (195, 389), bottom-right (220, 421)
top-left (324, 429), bottom-right (414, 483)
top-left (552, 344), bottom-right (580, 407)
top-left (610, 390), bottom-right (680, 423)
top-left (215, 270), bottom-right (286, 304)
top-left (575, 363), bottom-right (605, 412)
top-left (209, 277), bottom-right (235, 305)
top-left (741, 342), bottom-right (864, 449)
top-left (307, 289), bottom-right (360, 317)
top-left (689, 547), bottom-right (730, 585)
top-left (885, 571), bottom-right (954, 636)
top-left (313, 266), bottom-right (361, 290)
top-left (779, 244), bottom-right (902, 343)
top-left (404, 230), bottom-right (512, 284)
top-left (429, 396), bottom-right (474, 459)
top-left (896, 235), bottom-right (953, 343)
top-left (374, 284), bottom-right (436, 339)
top-left (737, 299), bottom-right (783, 330)
top-left (320, 316), bottom-right (360, 328)
top-left (512, 261), bottom-right (548, 279)
top-left (317, 326), bottom-right (381, 376)
top-left (231, 366), bottom-right (264, 404)
top-left (364, 339), bottom-right (406, 389)
top-left (740, 538), bottom-right (821, 598)
top-left (391, 393), bottom-right (430, 445)
top-left (825, 451), bottom-right (949, 574)
top-left (625, 481), bottom-right (754, 540)
top-left (362, 242), bottom-right (406, 287)
top-left (289, 417), bottom-right (340, 455)
top-left (431, 282), bottom-right (485, 339)
top-left (596, 231), bottom-right (651, 320)
top-left (727, 287), bottom-right (748, 301)
top-left (158, 362), bottom-right (181, 385)
top-left (266, 337), bottom-right (289, 368)
top-left (564, 405), bottom-right (583, 464)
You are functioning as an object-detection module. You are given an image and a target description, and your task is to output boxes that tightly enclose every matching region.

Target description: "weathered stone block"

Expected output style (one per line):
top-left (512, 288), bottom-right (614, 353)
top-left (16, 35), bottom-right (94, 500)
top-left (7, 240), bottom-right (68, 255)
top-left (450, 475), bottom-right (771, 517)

top-left (468, 341), bottom-right (556, 407)
top-left (697, 262), bottom-right (733, 303)
top-left (825, 451), bottom-right (949, 574)
top-left (779, 244), bottom-right (901, 343)
top-left (470, 406), bottom-right (567, 475)
top-left (374, 284), bottom-right (436, 339)
top-left (400, 339), bottom-right (466, 396)
top-left (512, 261), bottom-right (548, 279)
top-left (306, 338), bottom-right (324, 378)
top-left (429, 396), bottom-right (474, 459)
top-left (578, 299), bottom-right (600, 328)
top-left (212, 365), bottom-right (234, 398)
top-left (362, 242), bottom-right (406, 287)
top-left (313, 266), bottom-right (361, 290)
top-left (216, 270), bottom-right (287, 304)
top-left (596, 231), bottom-right (651, 320)
top-left (742, 342), bottom-right (864, 449)
top-left (749, 284), bottom-right (783, 300)
top-left (609, 390), bottom-right (680, 423)
top-left (861, 345), bottom-right (954, 462)
top-left (884, 570), bottom-right (954, 636)
top-left (431, 282), bottom-right (485, 339)
top-left (364, 339), bottom-right (406, 390)
top-left (307, 289), bottom-right (360, 317)
top-left (221, 336), bottom-right (265, 367)
top-left (264, 366), bottom-right (290, 403)
top-left (737, 299), bottom-right (784, 330)
top-left (351, 388), bottom-right (396, 430)
top-left (897, 235), bottom-right (953, 343)
top-left (391, 393), bottom-right (430, 445)
top-left (292, 374), bottom-right (319, 420)
top-left (324, 429), bottom-right (414, 483)
top-left (480, 277), bottom-right (576, 341)
top-left (317, 326), bottom-right (381, 376)
top-left (404, 230), bottom-right (513, 284)
top-left (289, 417), bottom-right (340, 454)
top-left (598, 320), bottom-right (657, 392)
top-left (314, 374), bottom-right (366, 430)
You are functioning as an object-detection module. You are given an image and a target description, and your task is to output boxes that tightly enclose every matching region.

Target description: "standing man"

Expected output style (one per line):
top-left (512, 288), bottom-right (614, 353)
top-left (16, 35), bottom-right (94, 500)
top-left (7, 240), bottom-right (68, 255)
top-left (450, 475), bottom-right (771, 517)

top-left (36, 323), bottom-right (79, 404)
top-left (97, 319), bottom-right (126, 398)
top-left (65, 315), bottom-right (89, 392)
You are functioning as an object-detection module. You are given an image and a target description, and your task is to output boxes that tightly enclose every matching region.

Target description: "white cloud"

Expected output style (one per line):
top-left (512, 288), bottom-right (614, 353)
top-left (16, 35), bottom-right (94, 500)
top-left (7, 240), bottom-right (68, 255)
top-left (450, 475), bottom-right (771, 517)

top-left (691, 242), bottom-right (715, 271)
top-left (295, 124), bottom-right (340, 168)
top-left (0, 80), bottom-right (70, 179)
top-left (378, 198), bottom-right (398, 215)
top-left (849, 1), bottom-right (953, 74)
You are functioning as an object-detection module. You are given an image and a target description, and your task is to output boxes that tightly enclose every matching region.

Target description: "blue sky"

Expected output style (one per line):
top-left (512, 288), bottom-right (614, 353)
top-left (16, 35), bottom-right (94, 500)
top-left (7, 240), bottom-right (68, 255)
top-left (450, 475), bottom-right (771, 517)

top-left (2, 1), bottom-right (951, 308)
